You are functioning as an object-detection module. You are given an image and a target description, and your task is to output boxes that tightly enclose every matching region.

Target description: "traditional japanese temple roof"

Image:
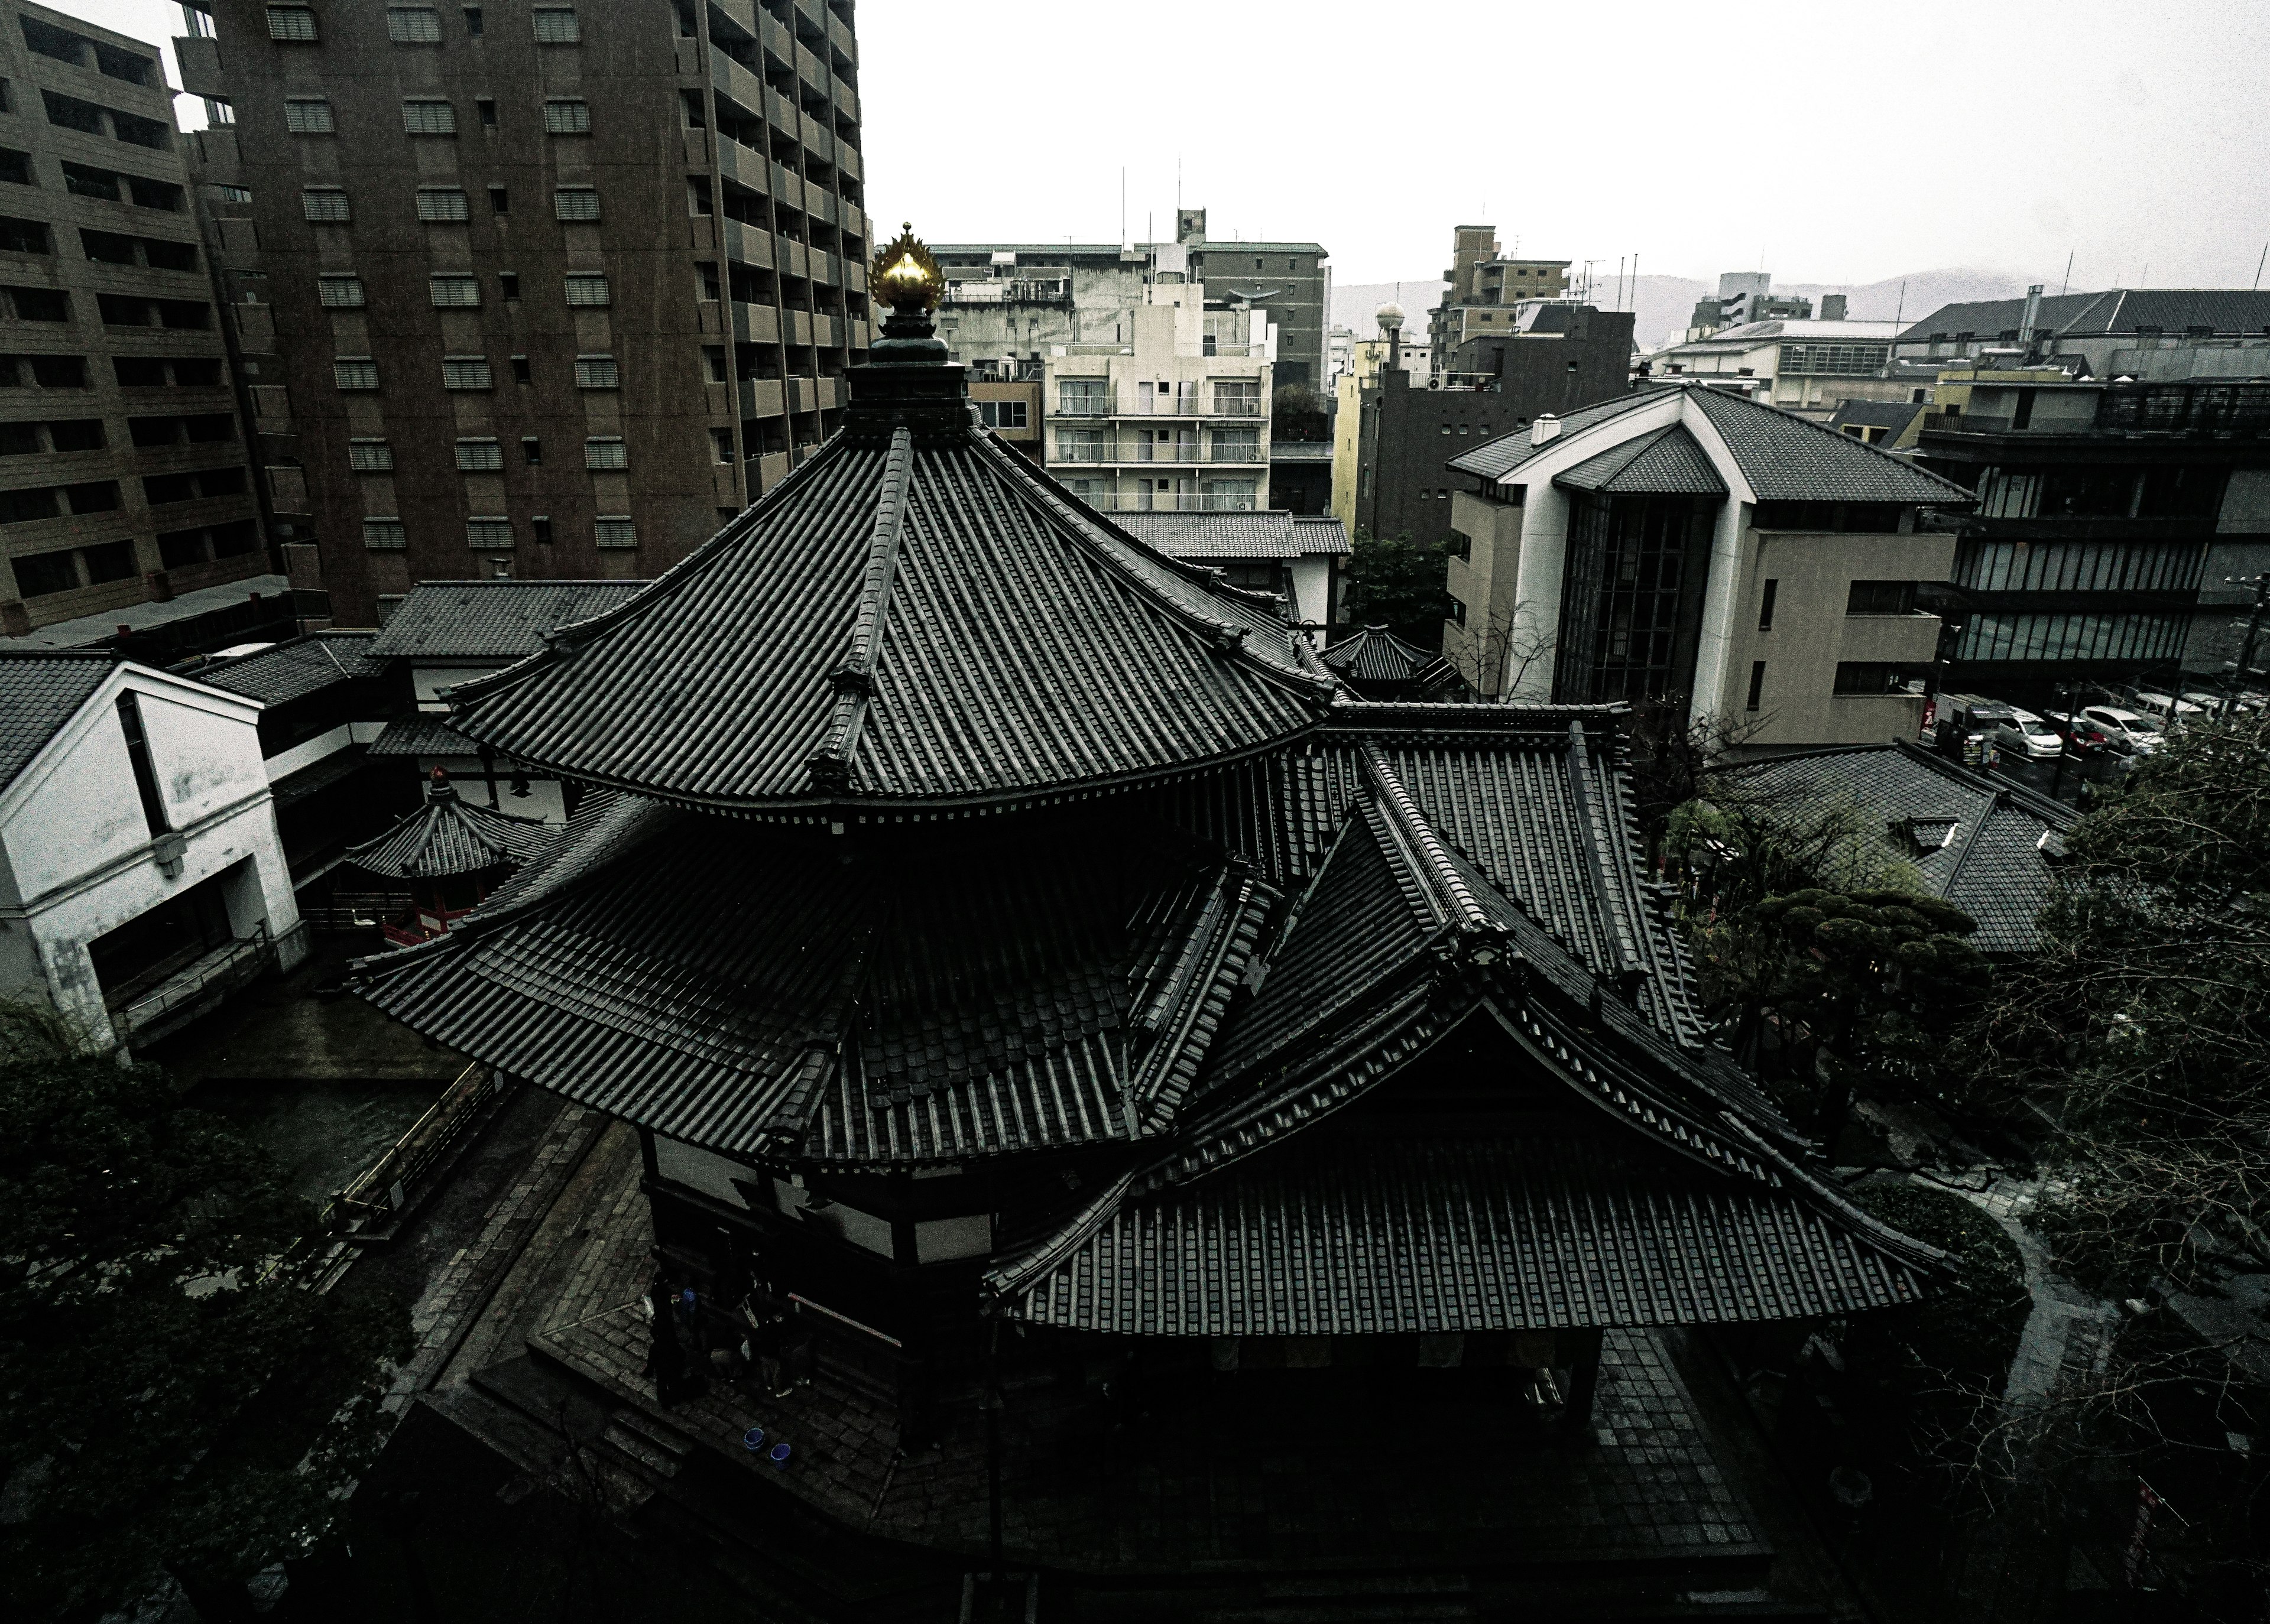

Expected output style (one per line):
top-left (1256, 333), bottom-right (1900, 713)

top-left (343, 771), bottom-right (557, 880)
top-left (1319, 625), bottom-right (1434, 686)
top-left (352, 232), bottom-right (1940, 1336)
top-left (428, 292), bottom-right (1334, 816)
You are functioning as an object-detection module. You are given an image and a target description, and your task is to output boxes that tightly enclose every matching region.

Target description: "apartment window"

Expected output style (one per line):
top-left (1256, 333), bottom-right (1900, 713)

top-left (1757, 578), bottom-right (1777, 632)
top-left (498, 271), bottom-right (520, 300)
top-left (265, 5), bottom-right (317, 41)
top-left (1058, 378), bottom-right (1108, 415)
top-left (116, 694), bottom-right (171, 836)
top-left (417, 187), bottom-right (469, 222)
top-left (530, 515), bottom-right (552, 545)
top-left (487, 184), bottom-right (509, 214)
top-left (563, 273), bottom-right (609, 307)
top-left (347, 439), bottom-right (393, 470)
top-left (317, 272), bottom-right (365, 308)
top-left (686, 175), bottom-right (712, 215)
top-left (543, 98), bottom-right (591, 134)
top-left (521, 437), bottom-right (541, 464)
top-left (464, 7), bottom-right (485, 37)
top-left (333, 356), bottom-right (378, 389)
top-left (427, 272), bottom-right (483, 309)
top-left (511, 355), bottom-right (530, 384)
top-left (585, 436), bottom-right (627, 469)
top-left (696, 262), bottom-right (721, 301)
top-left (1833, 662), bottom-right (1918, 696)
top-left (11, 547), bottom-right (76, 597)
top-left (363, 517), bottom-right (407, 550)
top-left (7, 286), bottom-right (67, 320)
top-left (401, 99), bottom-right (456, 136)
top-left (476, 98), bottom-right (496, 128)
top-left (301, 186), bottom-right (350, 223)
top-left (983, 401), bottom-right (1031, 430)
top-left (594, 515), bottom-right (636, 548)
top-left (702, 345), bottom-right (728, 383)
top-left (387, 7), bottom-right (442, 43)
top-left (442, 355), bottom-right (492, 389)
top-left (573, 353), bottom-right (619, 388)
top-left (466, 517), bottom-right (513, 548)
top-left (284, 96), bottom-right (333, 134)
top-left (553, 186), bottom-right (599, 222)
top-left (1746, 661), bottom-right (1766, 712)
top-left (532, 8), bottom-right (581, 43)
top-left (1214, 379), bottom-right (1260, 417)
top-left (455, 437), bottom-right (502, 470)
top-left (710, 430), bottom-right (733, 464)
top-left (1846, 579), bottom-right (1918, 616)
top-left (0, 216), bottom-right (48, 254)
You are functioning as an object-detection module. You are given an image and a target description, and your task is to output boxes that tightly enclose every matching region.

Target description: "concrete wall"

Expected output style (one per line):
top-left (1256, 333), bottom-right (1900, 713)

top-left (0, 665), bottom-right (299, 1048)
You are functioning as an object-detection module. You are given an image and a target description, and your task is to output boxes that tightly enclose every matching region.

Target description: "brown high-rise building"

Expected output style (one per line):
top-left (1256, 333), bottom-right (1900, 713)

top-left (0, 0), bottom-right (274, 648)
top-left (174, 0), bottom-right (870, 626)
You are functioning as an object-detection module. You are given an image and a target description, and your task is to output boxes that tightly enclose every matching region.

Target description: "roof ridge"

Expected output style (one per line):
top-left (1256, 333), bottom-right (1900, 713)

top-left (805, 427), bottom-right (914, 794)
top-left (1364, 743), bottom-right (1490, 931)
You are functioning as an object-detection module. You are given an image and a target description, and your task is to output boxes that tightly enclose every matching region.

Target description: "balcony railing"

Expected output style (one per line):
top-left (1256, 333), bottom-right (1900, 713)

top-left (1050, 444), bottom-right (1265, 465)
top-left (1056, 395), bottom-right (1113, 417)
top-left (1921, 411), bottom-right (2013, 435)
top-left (1075, 492), bottom-right (1263, 512)
top-left (1056, 393), bottom-right (1267, 418)
top-left (114, 923), bottom-right (274, 1039)
top-left (942, 278), bottom-right (1071, 306)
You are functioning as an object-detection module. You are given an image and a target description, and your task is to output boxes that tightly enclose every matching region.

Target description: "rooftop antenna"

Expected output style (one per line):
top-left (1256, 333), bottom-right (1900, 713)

top-left (2254, 243), bottom-right (2267, 292)
top-left (1894, 280), bottom-right (1906, 326)
top-left (1120, 166), bottom-right (1126, 246)
top-left (2139, 262), bottom-right (2149, 287)
top-left (2060, 249), bottom-right (2074, 296)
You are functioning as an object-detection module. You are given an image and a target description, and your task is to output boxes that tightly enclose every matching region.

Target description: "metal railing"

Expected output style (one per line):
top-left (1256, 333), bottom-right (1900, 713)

top-left (115, 923), bottom-right (273, 1037)
top-left (327, 1062), bottom-right (504, 1226)
top-left (1921, 411), bottom-right (2012, 434)
top-left (1050, 444), bottom-right (1263, 465)
top-left (1055, 395), bottom-right (1113, 416)
top-left (1081, 492), bottom-right (1261, 512)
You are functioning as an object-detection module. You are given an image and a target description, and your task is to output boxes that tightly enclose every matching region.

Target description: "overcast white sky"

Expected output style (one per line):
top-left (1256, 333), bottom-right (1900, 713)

top-left (69, 0), bottom-right (2270, 291)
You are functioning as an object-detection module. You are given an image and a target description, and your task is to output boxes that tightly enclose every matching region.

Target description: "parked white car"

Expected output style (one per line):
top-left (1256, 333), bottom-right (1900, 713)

top-left (2081, 706), bottom-right (2165, 754)
top-left (1991, 707), bottom-right (2065, 759)
top-left (2131, 691), bottom-right (2206, 727)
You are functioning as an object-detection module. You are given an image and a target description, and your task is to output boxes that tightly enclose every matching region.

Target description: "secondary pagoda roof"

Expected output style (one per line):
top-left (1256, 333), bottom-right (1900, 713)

top-left (1319, 625), bottom-right (1434, 686)
top-left (343, 772), bottom-right (557, 879)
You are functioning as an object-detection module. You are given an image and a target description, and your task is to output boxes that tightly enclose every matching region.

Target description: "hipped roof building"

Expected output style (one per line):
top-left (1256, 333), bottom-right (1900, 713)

top-left (354, 234), bottom-right (1935, 1444)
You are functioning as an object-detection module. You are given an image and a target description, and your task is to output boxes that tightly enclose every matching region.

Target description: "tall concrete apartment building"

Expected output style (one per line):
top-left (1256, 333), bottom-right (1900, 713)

top-left (0, 1), bottom-right (270, 644)
top-left (1425, 223), bottom-right (1569, 379)
top-left (174, 0), bottom-right (870, 627)
top-left (932, 210), bottom-right (1329, 388)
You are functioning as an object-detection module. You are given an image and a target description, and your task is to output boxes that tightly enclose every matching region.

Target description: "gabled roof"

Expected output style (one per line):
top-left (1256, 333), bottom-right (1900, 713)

top-left (1723, 740), bottom-right (2074, 956)
top-left (1113, 509), bottom-right (1350, 559)
top-left (1554, 424), bottom-right (1727, 496)
top-left (1827, 399), bottom-right (1926, 434)
top-left (196, 632), bottom-right (381, 706)
top-left (0, 651), bottom-right (115, 790)
top-left (442, 428), bottom-right (1334, 813)
top-left (1683, 386), bottom-right (1976, 503)
top-left (343, 774), bottom-right (557, 879)
top-left (1449, 384), bottom-right (1976, 505)
top-left (367, 716), bottom-right (478, 758)
top-left (368, 581), bottom-right (649, 662)
top-left (1897, 288), bottom-right (2270, 345)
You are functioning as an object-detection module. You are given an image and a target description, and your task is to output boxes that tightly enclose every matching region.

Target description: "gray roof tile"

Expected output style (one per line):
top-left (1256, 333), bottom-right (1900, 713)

top-left (368, 580), bottom-right (648, 662)
top-left (343, 776), bottom-right (556, 878)
top-left (1554, 423), bottom-right (1727, 496)
top-left (196, 632), bottom-right (381, 705)
top-left (1111, 509), bottom-right (1350, 558)
top-left (0, 652), bottom-right (114, 790)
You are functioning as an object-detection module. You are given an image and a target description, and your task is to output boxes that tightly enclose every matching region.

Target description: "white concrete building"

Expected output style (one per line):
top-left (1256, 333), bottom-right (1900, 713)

top-left (1045, 255), bottom-right (1275, 514)
top-left (1110, 511), bottom-right (1348, 639)
top-left (0, 652), bottom-right (304, 1052)
top-left (1645, 318), bottom-right (1913, 419)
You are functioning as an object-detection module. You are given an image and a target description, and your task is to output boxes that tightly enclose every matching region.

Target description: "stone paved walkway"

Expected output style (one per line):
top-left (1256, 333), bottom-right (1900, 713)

top-left (520, 1151), bottom-right (1769, 1580)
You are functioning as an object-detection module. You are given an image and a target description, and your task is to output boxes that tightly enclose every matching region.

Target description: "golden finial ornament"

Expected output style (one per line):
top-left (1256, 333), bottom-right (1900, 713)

top-left (871, 222), bottom-right (943, 316)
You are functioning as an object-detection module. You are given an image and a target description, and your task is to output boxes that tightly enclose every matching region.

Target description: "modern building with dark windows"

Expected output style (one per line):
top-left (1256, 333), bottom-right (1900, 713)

top-left (344, 245), bottom-right (1941, 1614)
top-left (1909, 371), bottom-right (2270, 703)
top-left (0, 0), bottom-right (268, 644)
top-left (1443, 382), bottom-right (1974, 745)
top-left (173, 0), bottom-right (870, 626)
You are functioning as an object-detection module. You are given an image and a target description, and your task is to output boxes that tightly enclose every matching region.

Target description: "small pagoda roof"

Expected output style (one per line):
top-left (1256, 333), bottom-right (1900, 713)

top-left (344, 773), bottom-right (557, 879)
top-left (436, 328), bottom-right (1335, 814)
top-left (1320, 625), bottom-right (1434, 686)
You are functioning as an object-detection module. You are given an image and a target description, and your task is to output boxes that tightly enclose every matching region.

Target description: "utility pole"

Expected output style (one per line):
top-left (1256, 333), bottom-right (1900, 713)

top-left (2223, 573), bottom-right (2270, 716)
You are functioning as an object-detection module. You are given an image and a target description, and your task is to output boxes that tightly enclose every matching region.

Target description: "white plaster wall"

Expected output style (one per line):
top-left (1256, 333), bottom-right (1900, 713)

top-left (1287, 554), bottom-right (1332, 632)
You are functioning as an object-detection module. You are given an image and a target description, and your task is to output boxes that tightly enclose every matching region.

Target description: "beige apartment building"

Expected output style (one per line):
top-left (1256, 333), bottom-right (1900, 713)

top-left (0, 1), bottom-right (269, 642)
top-left (174, 0), bottom-right (870, 628)
top-left (1045, 249), bottom-right (1273, 514)
top-left (1426, 223), bottom-right (1569, 379)
top-left (1443, 382), bottom-right (1974, 751)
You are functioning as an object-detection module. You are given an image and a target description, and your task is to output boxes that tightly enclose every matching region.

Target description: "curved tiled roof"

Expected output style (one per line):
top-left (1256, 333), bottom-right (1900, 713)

top-left (368, 580), bottom-right (649, 661)
top-left (1320, 625), bottom-right (1432, 684)
top-left (196, 632), bottom-right (381, 705)
top-left (343, 776), bottom-right (557, 879)
top-left (444, 428), bottom-right (1334, 813)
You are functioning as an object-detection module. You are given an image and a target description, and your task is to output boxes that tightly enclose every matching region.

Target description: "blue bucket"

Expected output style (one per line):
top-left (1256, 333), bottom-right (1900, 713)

top-left (768, 1442), bottom-right (792, 1467)
top-left (741, 1427), bottom-right (766, 1452)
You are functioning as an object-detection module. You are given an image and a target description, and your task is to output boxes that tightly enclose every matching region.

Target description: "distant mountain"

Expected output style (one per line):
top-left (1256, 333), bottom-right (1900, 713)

top-left (1338, 269), bottom-right (2037, 353)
